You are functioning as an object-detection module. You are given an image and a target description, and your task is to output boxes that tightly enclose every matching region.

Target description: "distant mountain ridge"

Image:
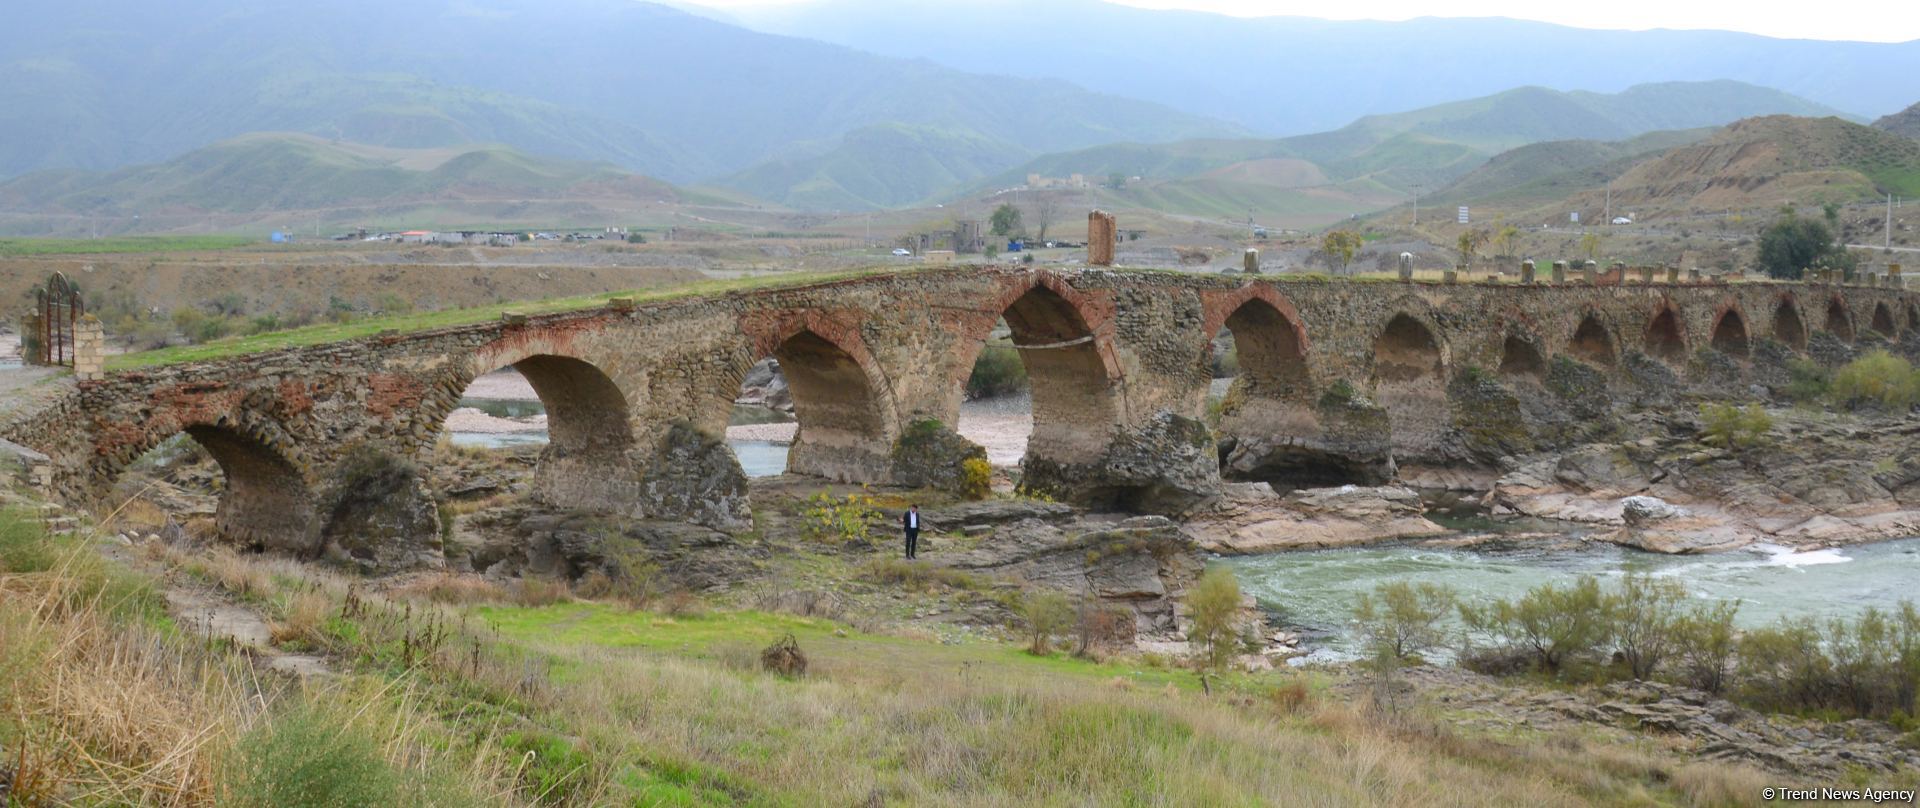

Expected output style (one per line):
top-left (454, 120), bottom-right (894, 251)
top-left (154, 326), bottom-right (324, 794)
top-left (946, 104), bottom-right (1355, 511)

top-left (964, 82), bottom-right (1838, 224)
top-left (1877, 103), bottom-right (1920, 139)
top-left (732, 0), bottom-right (1920, 136)
top-left (0, 134), bottom-right (690, 218)
top-left (0, 0), bottom-right (1237, 186)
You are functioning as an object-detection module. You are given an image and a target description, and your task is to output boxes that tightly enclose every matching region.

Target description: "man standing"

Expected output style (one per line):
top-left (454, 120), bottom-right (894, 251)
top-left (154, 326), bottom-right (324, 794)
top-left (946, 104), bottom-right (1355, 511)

top-left (902, 504), bottom-right (921, 560)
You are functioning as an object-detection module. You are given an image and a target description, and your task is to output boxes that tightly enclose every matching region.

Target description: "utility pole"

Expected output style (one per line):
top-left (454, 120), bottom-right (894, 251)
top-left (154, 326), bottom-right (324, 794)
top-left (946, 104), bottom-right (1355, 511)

top-left (1890, 193), bottom-right (1896, 252)
top-left (1411, 184), bottom-right (1420, 227)
top-left (1604, 184), bottom-right (1611, 226)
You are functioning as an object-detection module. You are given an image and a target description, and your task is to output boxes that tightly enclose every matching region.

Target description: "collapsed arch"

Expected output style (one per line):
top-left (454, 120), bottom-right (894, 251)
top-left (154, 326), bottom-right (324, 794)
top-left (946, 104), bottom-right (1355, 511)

top-left (1711, 309), bottom-right (1751, 358)
top-left (1569, 313), bottom-right (1617, 367)
top-left (1825, 296), bottom-right (1855, 342)
top-left (1219, 297), bottom-right (1308, 397)
top-left (1642, 307), bottom-right (1687, 363)
top-left (1871, 302), bottom-right (1897, 337)
top-left (1772, 297), bottom-right (1808, 351)
top-left (1372, 313), bottom-right (1443, 383)
top-left (1499, 333), bottom-right (1546, 380)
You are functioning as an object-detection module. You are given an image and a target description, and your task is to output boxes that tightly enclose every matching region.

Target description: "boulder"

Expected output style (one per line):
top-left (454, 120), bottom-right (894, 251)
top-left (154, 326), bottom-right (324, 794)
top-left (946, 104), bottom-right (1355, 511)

top-left (943, 515), bottom-right (1203, 638)
top-left (639, 421), bottom-right (752, 531)
top-left (1620, 495), bottom-right (1686, 526)
top-left (1023, 411), bottom-right (1220, 515)
top-left (888, 418), bottom-right (987, 493)
top-left (318, 446), bottom-right (442, 572)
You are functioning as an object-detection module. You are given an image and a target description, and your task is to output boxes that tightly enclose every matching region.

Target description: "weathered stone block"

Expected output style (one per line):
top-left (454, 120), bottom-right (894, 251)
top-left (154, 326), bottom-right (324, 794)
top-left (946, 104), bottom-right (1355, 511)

top-left (888, 418), bottom-right (987, 493)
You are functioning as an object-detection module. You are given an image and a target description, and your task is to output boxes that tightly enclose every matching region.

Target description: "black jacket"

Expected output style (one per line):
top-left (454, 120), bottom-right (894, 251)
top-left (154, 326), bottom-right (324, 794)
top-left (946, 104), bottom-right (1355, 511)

top-left (902, 511), bottom-right (921, 532)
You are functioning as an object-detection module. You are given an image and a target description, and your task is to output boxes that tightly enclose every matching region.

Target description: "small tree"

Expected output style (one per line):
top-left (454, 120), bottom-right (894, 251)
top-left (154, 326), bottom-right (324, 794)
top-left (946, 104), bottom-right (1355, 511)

top-left (1757, 209), bottom-right (1851, 280)
top-left (1186, 567), bottom-right (1243, 673)
top-left (1019, 590), bottom-right (1075, 655)
top-left (1492, 223), bottom-right (1519, 262)
top-left (1353, 581), bottom-right (1457, 663)
top-left (1032, 193), bottom-right (1059, 242)
top-left (1321, 230), bottom-right (1363, 275)
top-left (1106, 173), bottom-right (1127, 190)
top-left (1579, 232), bottom-right (1603, 263)
top-left (1671, 600), bottom-right (1740, 694)
top-left (989, 203), bottom-right (1023, 237)
top-left (1455, 228), bottom-right (1489, 270)
top-left (1461, 576), bottom-right (1607, 674)
top-left (1604, 574), bottom-right (1687, 680)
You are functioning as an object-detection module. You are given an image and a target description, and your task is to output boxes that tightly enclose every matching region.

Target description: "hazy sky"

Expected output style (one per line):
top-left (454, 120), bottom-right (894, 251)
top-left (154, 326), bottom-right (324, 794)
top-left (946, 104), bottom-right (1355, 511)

top-left (701, 0), bottom-right (1920, 43)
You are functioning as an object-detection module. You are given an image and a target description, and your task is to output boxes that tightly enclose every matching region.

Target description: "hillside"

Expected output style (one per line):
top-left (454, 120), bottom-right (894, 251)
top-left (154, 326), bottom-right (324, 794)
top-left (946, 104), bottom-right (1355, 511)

top-left (1876, 102), bottom-right (1920, 139)
top-left (1426, 129), bottom-right (1715, 208)
top-left (720, 124), bottom-right (1029, 210)
top-left (0, 134), bottom-right (696, 224)
top-left (0, 0), bottom-right (1237, 188)
top-left (970, 82), bottom-right (1830, 226)
top-left (733, 0), bottom-right (1918, 136)
top-left (1559, 116), bottom-right (1920, 215)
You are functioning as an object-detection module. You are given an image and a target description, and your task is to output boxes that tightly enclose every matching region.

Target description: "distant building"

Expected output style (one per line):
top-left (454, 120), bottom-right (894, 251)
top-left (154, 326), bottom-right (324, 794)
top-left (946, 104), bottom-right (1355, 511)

top-left (1026, 173), bottom-right (1090, 190)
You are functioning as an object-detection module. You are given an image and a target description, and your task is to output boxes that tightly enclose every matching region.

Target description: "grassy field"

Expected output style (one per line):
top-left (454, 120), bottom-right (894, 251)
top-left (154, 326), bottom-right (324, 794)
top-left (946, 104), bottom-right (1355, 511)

top-left (0, 500), bottom-right (1812, 807)
top-left (105, 266), bottom-right (903, 370)
top-left (0, 235), bottom-right (256, 257)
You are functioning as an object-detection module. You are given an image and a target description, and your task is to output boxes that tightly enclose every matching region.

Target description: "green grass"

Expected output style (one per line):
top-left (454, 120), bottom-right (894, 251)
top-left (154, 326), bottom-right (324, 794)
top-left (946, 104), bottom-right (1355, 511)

top-left (105, 266), bottom-right (908, 370)
top-left (0, 235), bottom-right (255, 257)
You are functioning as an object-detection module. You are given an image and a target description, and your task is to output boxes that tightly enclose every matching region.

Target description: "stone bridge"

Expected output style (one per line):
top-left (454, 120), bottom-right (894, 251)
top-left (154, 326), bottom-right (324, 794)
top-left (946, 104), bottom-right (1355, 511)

top-left (6, 266), bottom-right (1916, 568)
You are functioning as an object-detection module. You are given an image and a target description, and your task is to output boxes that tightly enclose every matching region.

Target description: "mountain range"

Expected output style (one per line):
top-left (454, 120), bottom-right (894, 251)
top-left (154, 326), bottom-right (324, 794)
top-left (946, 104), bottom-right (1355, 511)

top-left (730, 0), bottom-right (1920, 136)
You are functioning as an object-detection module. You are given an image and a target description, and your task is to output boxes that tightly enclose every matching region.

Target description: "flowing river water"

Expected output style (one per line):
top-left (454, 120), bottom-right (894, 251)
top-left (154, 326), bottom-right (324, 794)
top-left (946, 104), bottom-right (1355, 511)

top-left (1225, 533), bottom-right (1920, 661)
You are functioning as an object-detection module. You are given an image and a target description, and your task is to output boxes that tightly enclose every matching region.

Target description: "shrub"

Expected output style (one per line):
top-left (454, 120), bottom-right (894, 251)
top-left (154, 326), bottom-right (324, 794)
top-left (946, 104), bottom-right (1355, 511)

top-left (0, 506), bottom-right (56, 573)
top-left (1670, 600), bottom-right (1741, 694)
top-left (799, 491), bottom-right (881, 544)
top-left (224, 705), bottom-right (403, 808)
top-left (1352, 581), bottom-right (1457, 664)
top-left (1460, 577), bottom-right (1607, 675)
top-left (1698, 403), bottom-right (1772, 450)
top-left (1832, 350), bottom-right (1920, 411)
top-left (959, 457), bottom-right (992, 501)
top-left (965, 343), bottom-right (1027, 399)
top-left (1784, 357), bottom-right (1831, 402)
top-left (1603, 574), bottom-right (1687, 680)
top-left (1186, 567), bottom-right (1243, 672)
top-left (1018, 590), bottom-right (1075, 655)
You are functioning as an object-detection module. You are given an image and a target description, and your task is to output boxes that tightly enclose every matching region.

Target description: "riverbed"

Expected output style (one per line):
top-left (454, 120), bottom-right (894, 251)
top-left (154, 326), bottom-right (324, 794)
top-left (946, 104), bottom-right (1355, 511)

top-left (1226, 536), bottom-right (1920, 661)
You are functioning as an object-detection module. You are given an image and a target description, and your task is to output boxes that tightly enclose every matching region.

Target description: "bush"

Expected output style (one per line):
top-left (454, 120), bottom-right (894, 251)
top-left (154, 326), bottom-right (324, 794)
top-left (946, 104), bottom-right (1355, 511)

top-left (225, 705), bottom-right (405, 808)
top-left (1671, 600), bottom-right (1741, 694)
top-left (966, 344), bottom-right (1027, 399)
top-left (1187, 567), bottom-right (1243, 672)
top-left (799, 491), bottom-right (881, 544)
top-left (959, 457), bottom-right (991, 501)
top-left (1785, 357), bottom-right (1831, 402)
top-left (1603, 574), bottom-right (1687, 680)
top-left (1832, 351), bottom-right (1920, 411)
top-left (1460, 577), bottom-right (1606, 675)
top-left (1352, 581), bottom-right (1457, 664)
top-left (1018, 590), bottom-right (1075, 655)
top-left (1698, 403), bottom-right (1772, 450)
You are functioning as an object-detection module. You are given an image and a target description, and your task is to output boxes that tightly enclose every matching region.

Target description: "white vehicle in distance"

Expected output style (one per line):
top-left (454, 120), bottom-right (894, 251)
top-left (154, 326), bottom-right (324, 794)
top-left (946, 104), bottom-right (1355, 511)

top-left (891, 248), bottom-right (913, 256)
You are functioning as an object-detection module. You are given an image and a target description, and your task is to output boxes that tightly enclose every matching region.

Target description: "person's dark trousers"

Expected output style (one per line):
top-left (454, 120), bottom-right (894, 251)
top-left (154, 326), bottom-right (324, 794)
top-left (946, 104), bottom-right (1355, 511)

top-left (904, 528), bottom-right (920, 559)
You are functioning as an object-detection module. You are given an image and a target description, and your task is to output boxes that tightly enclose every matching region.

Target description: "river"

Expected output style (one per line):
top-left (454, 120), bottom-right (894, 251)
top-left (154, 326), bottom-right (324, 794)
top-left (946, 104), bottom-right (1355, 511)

top-left (1226, 535), bottom-right (1920, 661)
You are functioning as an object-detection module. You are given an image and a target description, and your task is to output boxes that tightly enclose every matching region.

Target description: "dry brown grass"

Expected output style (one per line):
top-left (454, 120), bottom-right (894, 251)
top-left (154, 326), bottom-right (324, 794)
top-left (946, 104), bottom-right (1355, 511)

top-left (268, 587), bottom-right (332, 646)
top-left (511, 576), bottom-right (572, 607)
top-left (390, 572), bottom-right (509, 606)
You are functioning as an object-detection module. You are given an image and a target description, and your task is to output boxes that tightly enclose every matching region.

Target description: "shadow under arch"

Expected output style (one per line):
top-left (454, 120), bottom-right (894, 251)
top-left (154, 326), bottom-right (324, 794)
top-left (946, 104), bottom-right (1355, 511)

top-left (1212, 291), bottom-right (1310, 401)
top-left (1825, 295), bottom-right (1856, 342)
top-left (114, 421), bottom-right (320, 556)
top-left (438, 345), bottom-right (639, 513)
top-left (1569, 311), bottom-right (1617, 367)
top-left (1499, 331), bottom-right (1547, 380)
top-left (1871, 301), bottom-right (1898, 337)
top-left (1371, 312), bottom-right (1444, 384)
top-left (750, 319), bottom-right (900, 482)
top-left (957, 278), bottom-right (1124, 468)
top-left (1772, 295), bottom-right (1808, 351)
top-left (1642, 305), bottom-right (1687, 363)
top-left (1710, 306), bottom-right (1751, 358)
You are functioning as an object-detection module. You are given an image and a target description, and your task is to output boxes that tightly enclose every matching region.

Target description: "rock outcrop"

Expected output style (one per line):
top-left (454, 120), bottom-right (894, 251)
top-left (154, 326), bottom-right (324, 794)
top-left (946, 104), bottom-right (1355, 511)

top-left (1186, 482), bottom-right (1446, 553)
top-left (942, 515), bottom-right (1204, 638)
